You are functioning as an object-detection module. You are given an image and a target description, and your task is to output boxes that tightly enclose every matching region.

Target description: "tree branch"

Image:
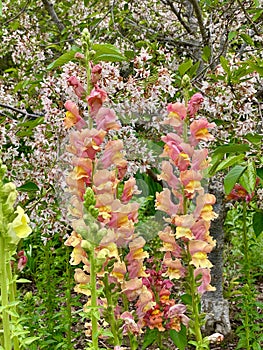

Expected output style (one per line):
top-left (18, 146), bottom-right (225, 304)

top-left (161, 0), bottom-right (194, 35)
top-left (236, 0), bottom-right (261, 36)
top-left (3, 0), bottom-right (31, 25)
top-left (41, 0), bottom-right (65, 32)
top-left (188, 0), bottom-right (209, 46)
top-left (0, 103), bottom-right (44, 119)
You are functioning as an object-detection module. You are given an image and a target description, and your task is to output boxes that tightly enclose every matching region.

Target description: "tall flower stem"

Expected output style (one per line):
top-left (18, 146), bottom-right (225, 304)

top-left (89, 245), bottom-right (99, 350)
top-left (103, 273), bottom-right (120, 346)
top-left (65, 246), bottom-right (73, 349)
top-left (6, 259), bottom-right (20, 350)
top-left (0, 235), bottom-right (12, 350)
top-left (241, 201), bottom-right (251, 349)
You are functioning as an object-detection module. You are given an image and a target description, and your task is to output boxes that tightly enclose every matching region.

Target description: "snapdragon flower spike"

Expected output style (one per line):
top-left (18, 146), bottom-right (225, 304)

top-left (64, 58), bottom-right (148, 343)
top-left (156, 93), bottom-right (216, 305)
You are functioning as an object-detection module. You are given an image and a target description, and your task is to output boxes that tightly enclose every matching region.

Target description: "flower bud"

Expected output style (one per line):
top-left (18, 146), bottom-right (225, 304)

top-left (82, 28), bottom-right (91, 49)
top-left (81, 239), bottom-right (93, 252)
top-left (181, 74), bottom-right (191, 89)
top-left (24, 291), bottom-right (33, 301)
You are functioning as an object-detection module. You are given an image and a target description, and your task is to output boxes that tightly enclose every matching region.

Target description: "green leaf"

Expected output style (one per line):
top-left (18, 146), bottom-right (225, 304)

top-left (92, 53), bottom-right (126, 64)
top-left (213, 143), bottom-right (249, 156)
top-left (0, 0), bottom-right (2, 17)
top-left (125, 50), bottom-right (136, 60)
top-left (91, 43), bottom-right (126, 62)
top-left (170, 326), bottom-right (187, 350)
top-left (220, 56), bottom-right (231, 75)
top-left (141, 328), bottom-right (158, 349)
top-left (224, 165), bottom-right (247, 194)
top-left (188, 61), bottom-right (200, 78)
top-left (17, 182), bottom-right (40, 192)
top-left (240, 33), bottom-right (254, 46)
top-left (228, 31), bottom-right (237, 40)
top-left (256, 167), bottom-right (263, 180)
top-left (47, 47), bottom-right (80, 70)
top-left (244, 133), bottom-right (262, 144)
top-left (202, 46), bottom-right (211, 62)
top-left (253, 211), bottom-right (263, 237)
top-left (180, 293), bottom-right (192, 305)
top-left (213, 154), bottom-right (245, 173)
top-left (178, 59), bottom-right (193, 76)
top-left (22, 336), bottom-right (40, 345)
top-left (16, 278), bottom-right (32, 283)
top-left (18, 116), bottom-right (44, 128)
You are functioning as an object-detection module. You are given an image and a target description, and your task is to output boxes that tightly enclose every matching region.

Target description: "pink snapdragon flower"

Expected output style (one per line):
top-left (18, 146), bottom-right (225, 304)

top-left (87, 87), bottom-right (107, 116)
top-left (194, 268), bottom-right (216, 294)
top-left (67, 76), bottom-right (86, 99)
top-left (190, 118), bottom-right (216, 145)
top-left (64, 100), bottom-right (87, 130)
top-left (91, 64), bottom-right (102, 85)
top-left (187, 93), bottom-right (204, 118)
top-left (95, 107), bottom-right (121, 131)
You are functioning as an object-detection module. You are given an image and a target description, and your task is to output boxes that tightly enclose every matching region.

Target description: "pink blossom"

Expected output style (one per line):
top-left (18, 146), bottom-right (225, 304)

top-left (158, 161), bottom-right (180, 189)
top-left (165, 303), bottom-right (189, 329)
top-left (67, 76), bottom-right (85, 99)
top-left (121, 177), bottom-right (140, 204)
top-left (122, 278), bottom-right (143, 301)
top-left (87, 87), bottom-right (107, 116)
top-left (190, 118), bottom-right (216, 145)
top-left (64, 100), bottom-right (87, 130)
top-left (67, 128), bottom-right (106, 159)
top-left (91, 64), bottom-right (102, 85)
top-left (17, 251), bottom-right (27, 271)
top-left (180, 170), bottom-right (203, 198)
top-left (189, 240), bottom-right (214, 268)
top-left (156, 188), bottom-right (178, 216)
top-left (194, 268), bottom-right (215, 294)
top-left (187, 93), bottom-right (204, 118)
top-left (158, 226), bottom-right (182, 257)
top-left (95, 107), bottom-right (121, 131)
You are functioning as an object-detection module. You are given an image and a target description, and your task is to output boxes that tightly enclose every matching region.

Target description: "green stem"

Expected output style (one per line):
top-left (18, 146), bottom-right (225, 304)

top-left (242, 201), bottom-right (250, 282)
top-left (6, 261), bottom-right (20, 350)
top-left (0, 236), bottom-right (12, 350)
top-left (65, 247), bottom-right (73, 349)
top-left (188, 263), bottom-right (203, 344)
top-left (103, 273), bottom-right (120, 346)
top-left (242, 201), bottom-right (250, 349)
top-left (89, 245), bottom-right (99, 350)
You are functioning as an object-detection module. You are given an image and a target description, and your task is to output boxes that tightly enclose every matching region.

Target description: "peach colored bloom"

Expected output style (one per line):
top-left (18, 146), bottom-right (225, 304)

top-left (64, 100), bottom-right (87, 130)
top-left (121, 177), bottom-right (140, 204)
top-left (158, 161), bottom-right (180, 189)
top-left (180, 170), bottom-right (203, 198)
top-left (194, 193), bottom-right (217, 221)
top-left (194, 268), bottom-right (216, 294)
top-left (111, 260), bottom-right (127, 282)
top-left (95, 107), bottom-right (121, 131)
top-left (189, 240), bottom-right (214, 268)
top-left (156, 188), bottom-right (178, 216)
top-left (158, 226), bottom-right (182, 257)
top-left (67, 128), bottom-right (106, 159)
top-left (191, 149), bottom-right (210, 170)
top-left (122, 278), bottom-right (143, 301)
top-left (163, 252), bottom-right (185, 279)
top-left (190, 118), bottom-right (216, 145)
